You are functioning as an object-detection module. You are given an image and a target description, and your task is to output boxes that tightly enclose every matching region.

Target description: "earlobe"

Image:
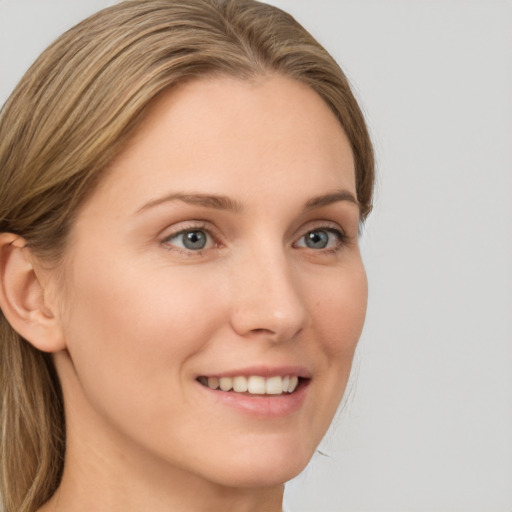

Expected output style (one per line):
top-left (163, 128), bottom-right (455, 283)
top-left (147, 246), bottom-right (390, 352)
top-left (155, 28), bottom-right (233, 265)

top-left (0, 233), bottom-right (66, 353)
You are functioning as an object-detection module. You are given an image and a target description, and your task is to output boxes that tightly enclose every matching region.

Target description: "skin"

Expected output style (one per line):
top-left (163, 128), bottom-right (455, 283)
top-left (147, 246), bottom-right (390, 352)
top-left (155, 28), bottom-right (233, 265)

top-left (37, 74), bottom-right (367, 512)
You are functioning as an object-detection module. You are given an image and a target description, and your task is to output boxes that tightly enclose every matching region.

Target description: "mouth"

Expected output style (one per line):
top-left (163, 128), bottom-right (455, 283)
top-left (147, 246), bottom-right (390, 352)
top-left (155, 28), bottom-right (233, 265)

top-left (196, 375), bottom-right (305, 396)
top-left (196, 369), bottom-right (311, 417)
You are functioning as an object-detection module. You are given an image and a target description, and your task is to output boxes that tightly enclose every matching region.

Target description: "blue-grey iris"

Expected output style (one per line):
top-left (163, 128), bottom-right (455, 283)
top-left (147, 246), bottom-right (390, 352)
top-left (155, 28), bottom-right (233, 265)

top-left (183, 230), bottom-right (207, 250)
top-left (305, 230), bottom-right (329, 249)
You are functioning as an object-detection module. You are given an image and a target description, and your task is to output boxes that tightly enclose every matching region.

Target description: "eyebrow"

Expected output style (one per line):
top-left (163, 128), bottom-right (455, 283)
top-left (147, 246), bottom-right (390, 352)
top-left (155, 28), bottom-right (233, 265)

top-left (136, 192), bottom-right (243, 214)
top-left (303, 189), bottom-right (359, 210)
top-left (136, 189), bottom-right (358, 215)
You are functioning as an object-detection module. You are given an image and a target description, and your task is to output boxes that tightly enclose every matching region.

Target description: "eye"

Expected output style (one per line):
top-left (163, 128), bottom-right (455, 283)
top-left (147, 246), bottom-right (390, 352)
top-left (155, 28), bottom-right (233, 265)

top-left (295, 228), bottom-right (345, 250)
top-left (163, 228), bottom-right (213, 251)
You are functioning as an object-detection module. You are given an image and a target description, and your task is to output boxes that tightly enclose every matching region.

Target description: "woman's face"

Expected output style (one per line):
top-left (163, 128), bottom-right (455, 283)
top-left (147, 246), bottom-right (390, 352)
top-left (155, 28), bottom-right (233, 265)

top-left (53, 75), bottom-right (367, 488)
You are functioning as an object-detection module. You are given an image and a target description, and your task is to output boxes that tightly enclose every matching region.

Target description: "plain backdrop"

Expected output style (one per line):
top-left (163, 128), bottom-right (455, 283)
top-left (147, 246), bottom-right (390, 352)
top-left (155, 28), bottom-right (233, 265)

top-left (1, 1), bottom-right (511, 511)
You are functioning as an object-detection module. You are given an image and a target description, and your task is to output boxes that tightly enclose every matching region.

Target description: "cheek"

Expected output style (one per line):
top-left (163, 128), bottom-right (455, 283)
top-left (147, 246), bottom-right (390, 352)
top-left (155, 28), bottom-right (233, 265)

top-left (306, 260), bottom-right (367, 425)
top-left (60, 254), bottom-right (226, 402)
top-left (312, 262), bottom-right (368, 359)
top-left (69, 253), bottom-right (218, 332)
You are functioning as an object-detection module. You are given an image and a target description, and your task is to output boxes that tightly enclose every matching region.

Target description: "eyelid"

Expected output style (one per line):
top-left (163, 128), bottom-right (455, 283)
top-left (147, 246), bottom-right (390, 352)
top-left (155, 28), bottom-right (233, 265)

top-left (160, 221), bottom-right (220, 253)
top-left (296, 220), bottom-right (346, 238)
top-left (293, 222), bottom-right (348, 251)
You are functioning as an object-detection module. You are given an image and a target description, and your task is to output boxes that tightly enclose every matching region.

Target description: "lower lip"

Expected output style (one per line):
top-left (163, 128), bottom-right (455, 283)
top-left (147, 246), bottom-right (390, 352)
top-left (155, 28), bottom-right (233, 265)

top-left (197, 380), bottom-right (309, 418)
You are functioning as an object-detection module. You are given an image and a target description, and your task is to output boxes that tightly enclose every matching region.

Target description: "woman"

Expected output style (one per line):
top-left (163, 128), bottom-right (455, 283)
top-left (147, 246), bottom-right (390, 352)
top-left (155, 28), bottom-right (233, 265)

top-left (0, 1), bottom-right (374, 511)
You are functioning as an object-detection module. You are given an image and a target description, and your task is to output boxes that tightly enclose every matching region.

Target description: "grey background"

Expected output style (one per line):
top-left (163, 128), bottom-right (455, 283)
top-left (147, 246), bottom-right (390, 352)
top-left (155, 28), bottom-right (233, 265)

top-left (1, 1), bottom-right (511, 511)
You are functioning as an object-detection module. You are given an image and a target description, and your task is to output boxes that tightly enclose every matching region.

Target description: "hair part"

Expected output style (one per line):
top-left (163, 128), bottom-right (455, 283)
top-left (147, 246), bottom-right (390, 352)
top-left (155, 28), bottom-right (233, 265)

top-left (0, 1), bottom-right (374, 510)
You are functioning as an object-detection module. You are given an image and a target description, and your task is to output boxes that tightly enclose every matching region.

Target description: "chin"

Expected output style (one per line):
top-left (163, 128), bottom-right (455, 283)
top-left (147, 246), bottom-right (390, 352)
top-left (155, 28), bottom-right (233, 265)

top-left (199, 439), bottom-right (314, 488)
top-left (211, 464), bottom-right (306, 489)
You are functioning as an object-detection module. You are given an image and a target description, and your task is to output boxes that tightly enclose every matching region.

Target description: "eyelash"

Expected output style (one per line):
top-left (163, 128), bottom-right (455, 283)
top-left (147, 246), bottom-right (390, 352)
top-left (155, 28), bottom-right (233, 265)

top-left (160, 222), bottom-right (348, 255)
top-left (294, 224), bottom-right (348, 254)
top-left (161, 222), bottom-right (214, 255)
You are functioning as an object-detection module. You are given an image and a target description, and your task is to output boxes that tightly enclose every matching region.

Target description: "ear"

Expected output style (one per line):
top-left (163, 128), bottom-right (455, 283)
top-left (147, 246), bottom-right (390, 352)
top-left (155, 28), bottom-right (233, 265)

top-left (0, 233), bottom-right (66, 353)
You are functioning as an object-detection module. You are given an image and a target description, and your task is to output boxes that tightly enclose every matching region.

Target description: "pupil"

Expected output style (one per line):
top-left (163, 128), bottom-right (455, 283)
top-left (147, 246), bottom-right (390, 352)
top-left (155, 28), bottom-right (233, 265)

top-left (306, 230), bottom-right (328, 249)
top-left (184, 231), bottom-right (206, 250)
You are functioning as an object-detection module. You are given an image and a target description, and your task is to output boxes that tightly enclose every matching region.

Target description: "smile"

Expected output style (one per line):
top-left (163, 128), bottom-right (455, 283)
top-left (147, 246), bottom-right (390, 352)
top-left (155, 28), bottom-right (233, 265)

top-left (197, 375), bottom-right (300, 395)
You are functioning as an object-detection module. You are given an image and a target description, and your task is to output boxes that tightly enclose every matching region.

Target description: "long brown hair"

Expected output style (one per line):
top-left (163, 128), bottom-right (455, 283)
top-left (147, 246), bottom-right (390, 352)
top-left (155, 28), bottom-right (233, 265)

top-left (0, 1), bottom-right (374, 510)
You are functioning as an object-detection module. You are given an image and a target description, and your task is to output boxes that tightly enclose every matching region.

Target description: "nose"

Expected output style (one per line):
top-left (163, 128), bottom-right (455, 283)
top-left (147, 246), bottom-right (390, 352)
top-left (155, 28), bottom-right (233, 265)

top-left (229, 247), bottom-right (308, 343)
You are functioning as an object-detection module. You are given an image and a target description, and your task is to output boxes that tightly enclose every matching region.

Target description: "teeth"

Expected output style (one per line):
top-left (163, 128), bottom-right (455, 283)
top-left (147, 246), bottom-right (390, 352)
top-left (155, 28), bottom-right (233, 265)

top-left (247, 376), bottom-right (265, 394)
top-left (265, 376), bottom-right (283, 395)
top-left (219, 377), bottom-right (233, 391)
top-left (288, 376), bottom-right (298, 393)
top-left (203, 375), bottom-right (300, 395)
top-left (207, 377), bottom-right (219, 390)
top-left (233, 376), bottom-right (248, 392)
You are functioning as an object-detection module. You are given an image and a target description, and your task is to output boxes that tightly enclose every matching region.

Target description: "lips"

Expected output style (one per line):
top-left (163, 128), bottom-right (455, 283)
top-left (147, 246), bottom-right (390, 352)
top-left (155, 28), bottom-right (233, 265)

top-left (197, 375), bottom-right (300, 395)
top-left (196, 367), bottom-right (311, 417)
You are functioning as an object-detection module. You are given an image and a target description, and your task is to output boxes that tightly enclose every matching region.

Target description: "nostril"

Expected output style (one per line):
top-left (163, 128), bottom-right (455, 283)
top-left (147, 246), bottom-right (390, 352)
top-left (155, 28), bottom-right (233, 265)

top-left (250, 328), bottom-right (274, 335)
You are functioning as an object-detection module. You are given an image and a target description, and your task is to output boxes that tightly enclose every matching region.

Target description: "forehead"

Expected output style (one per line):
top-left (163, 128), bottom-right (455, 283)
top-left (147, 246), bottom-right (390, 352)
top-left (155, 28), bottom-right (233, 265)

top-left (87, 74), bottom-right (356, 213)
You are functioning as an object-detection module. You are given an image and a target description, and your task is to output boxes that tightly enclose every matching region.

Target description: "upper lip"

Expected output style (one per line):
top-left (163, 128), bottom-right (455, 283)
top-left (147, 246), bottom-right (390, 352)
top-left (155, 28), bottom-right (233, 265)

top-left (197, 365), bottom-right (312, 379)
